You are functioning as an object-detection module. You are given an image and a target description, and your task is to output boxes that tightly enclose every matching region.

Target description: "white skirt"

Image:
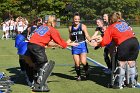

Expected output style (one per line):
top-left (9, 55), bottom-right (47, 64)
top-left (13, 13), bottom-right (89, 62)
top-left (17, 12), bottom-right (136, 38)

top-left (10, 26), bottom-right (14, 30)
top-left (5, 26), bottom-right (9, 31)
top-left (17, 27), bottom-right (24, 32)
top-left (3, 27), bottom-right (6, 32)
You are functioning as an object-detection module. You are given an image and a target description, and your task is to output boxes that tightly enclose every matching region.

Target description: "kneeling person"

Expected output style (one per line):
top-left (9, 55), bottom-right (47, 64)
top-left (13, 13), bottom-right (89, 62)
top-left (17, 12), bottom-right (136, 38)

top-left (28, 15), bottom-right (78, 92)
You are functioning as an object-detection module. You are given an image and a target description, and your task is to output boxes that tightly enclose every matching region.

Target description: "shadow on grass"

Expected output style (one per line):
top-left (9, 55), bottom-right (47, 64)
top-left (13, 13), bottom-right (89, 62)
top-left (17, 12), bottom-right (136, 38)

top-left (87, 65), bottom-right (111, 88)
top-left (53, 65), bottom-right (111, 88)
top-left (6, 67), bottom-right (27, 86)
top-left (6, 65), bottom-right (111, 88)
top-left (52, 72), bottom-right (76, 80)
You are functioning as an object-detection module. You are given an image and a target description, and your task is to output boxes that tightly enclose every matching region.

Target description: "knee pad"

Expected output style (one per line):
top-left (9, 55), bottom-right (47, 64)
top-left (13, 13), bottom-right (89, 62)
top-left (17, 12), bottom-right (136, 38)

top-left (113, 66), bottom-right (125, 87)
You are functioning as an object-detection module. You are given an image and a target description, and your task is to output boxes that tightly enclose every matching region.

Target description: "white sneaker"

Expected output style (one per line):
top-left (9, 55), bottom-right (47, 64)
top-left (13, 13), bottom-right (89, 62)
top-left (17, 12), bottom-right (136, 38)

top-left (136, 82), bottom-right (140, 88)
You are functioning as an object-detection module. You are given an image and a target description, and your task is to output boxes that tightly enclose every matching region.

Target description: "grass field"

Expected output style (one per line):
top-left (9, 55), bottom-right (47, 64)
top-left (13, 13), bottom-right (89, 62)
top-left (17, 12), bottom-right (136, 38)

top-left (0, 27), bottom-right (140, 93)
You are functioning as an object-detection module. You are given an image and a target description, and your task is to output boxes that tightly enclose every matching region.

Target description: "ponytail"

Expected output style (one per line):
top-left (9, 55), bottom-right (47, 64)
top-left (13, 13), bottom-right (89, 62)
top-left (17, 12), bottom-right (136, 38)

top-left (47, 15), bottom-right (56, 27)
top-left (109, 11), bottom-right (122, 24)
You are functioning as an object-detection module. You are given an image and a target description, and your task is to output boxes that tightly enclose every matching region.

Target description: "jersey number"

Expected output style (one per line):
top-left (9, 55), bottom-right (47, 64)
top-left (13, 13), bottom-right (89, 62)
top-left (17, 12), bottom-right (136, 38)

top-left (35, 26), bottom-right (49, 36)
top-left (115, 22), bottom-right (129, 32)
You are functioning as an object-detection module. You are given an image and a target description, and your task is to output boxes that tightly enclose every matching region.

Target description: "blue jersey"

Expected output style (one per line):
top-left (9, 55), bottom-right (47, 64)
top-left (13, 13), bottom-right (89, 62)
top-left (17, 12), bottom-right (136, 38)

top-left (30, 25), bottom-right (37, 34)
top-left (70, 24), bottom-right (85, 42)
top-left (15, 34), bottom-right (28, 55)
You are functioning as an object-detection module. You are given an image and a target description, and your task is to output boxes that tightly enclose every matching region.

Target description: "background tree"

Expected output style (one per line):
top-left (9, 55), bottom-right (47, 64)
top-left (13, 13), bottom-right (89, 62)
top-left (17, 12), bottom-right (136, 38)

top-left (0, 0), bottom-right (139, 24)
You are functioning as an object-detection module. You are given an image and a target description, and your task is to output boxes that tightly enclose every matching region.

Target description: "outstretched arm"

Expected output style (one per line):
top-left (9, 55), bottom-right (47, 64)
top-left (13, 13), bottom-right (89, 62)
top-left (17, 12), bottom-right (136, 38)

top-left (50, 28), bottom-right (78, 48)
top-left (82, 24), bottom-right (91, 42)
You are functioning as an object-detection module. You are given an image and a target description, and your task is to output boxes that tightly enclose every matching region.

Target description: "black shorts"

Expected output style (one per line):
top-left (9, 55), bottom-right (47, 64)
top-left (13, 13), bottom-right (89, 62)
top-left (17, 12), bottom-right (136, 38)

top-left (28, 43), bottom-right (48, 67)
top-left (117, 37), bottom-right (139, 61)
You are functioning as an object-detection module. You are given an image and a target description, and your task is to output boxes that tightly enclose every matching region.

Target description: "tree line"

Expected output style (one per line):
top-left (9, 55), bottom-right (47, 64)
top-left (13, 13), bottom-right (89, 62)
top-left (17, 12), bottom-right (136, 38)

top-left (0, 0), bottom-right (140, 22)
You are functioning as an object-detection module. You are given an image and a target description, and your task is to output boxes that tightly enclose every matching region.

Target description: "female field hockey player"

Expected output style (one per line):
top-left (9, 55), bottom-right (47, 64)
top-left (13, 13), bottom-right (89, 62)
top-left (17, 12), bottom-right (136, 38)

top-left (67, 12), bottom-right (92, 81)
top-left (91, 18), bottom-right (113, 72)
top-left (27, 15), bottom-right (78, 91)
top-left (91, 11), bottom-right (139, 89)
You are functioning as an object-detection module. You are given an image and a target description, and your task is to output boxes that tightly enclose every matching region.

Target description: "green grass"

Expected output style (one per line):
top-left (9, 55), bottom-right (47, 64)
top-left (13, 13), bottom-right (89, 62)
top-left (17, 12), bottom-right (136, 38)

top-left (0, 27), bottom-right (140, 93)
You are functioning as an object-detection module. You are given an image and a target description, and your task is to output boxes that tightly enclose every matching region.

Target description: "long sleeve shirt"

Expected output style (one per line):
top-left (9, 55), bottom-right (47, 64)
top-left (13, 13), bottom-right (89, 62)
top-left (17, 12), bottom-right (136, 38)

top-left (100, 21), bottom-right (134, 47)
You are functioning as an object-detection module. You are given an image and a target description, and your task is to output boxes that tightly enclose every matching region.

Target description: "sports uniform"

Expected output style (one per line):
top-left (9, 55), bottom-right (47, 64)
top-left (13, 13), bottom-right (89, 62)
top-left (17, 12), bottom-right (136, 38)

top-left (1, 22), bottom-right (6, 39)
top-left (95, 27), bottom-right (104, 35)
top-left (30, 25), bottom-right (37, 34)
top-left (17, 21), bottom-right (24, 32)
top-left (27, 25), bottom-right (37, 40)
top-left (28, 25), bottom-right (67, 64)
top-left (28, 24), bottom-right (67, 91)
top-left (70, 23), bottom-right (88, 55)
top-left (15, 34), bottom-right (28, 56)
top-left (15, 34), bottom-right (35, 86)
top-left (100, 21), bottom-right (139, 60)
top-left (100, 21), bottom-right (139, 88)
top-left (2, 22), bottom-right (6, 32)
top-left (69, 23), bottom-right (89, 80)
top-left (94, 20), bottom-right (112, 70)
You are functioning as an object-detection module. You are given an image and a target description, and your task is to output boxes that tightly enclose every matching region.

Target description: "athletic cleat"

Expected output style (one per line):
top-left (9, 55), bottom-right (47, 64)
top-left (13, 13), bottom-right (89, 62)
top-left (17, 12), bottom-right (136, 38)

top-left (32, 83), bottom-right (50, 92)
top-left (84, 71), bottom-right (89, 80)
top-left (76, 76), bottom-right (81, 81)
top-left (113, 86), bottom-right (123, 89)
top-left (26, 77), bottom-right (32, 87)
top-left (113, 83), bottom-right (123, 89)
top-left (128, 83), bottom-right (136, 88)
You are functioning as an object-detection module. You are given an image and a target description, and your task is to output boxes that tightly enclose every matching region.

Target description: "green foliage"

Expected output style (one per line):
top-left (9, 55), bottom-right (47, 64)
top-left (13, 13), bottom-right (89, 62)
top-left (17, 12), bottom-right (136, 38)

top-left (0, 0), bottom-right (139, 22)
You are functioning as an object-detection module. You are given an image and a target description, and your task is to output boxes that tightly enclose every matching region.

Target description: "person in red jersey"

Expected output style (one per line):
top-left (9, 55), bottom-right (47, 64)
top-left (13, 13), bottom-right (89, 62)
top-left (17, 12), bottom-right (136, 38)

top-left (27, 15), bottom-right (78, 92)
top-left (91, 12), bottom-right (139, 89)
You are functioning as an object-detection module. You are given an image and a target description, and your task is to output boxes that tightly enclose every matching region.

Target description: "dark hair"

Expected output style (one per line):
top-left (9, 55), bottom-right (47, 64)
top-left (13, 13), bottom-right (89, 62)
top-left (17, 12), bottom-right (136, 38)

top-left (95, 17), bottom-right (103, 23)
top-left (74, 12), bottom-right (80, 17)
top-left (96, 17), bottom-right (103, 21)
top-left (74, 12), bottom-right (79, 16)
top-left (73, 12), bottom-right (81, 20)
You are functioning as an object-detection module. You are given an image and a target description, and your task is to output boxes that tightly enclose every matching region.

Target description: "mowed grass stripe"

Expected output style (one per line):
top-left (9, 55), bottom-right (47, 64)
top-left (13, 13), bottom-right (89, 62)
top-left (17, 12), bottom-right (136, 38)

top-left (0, 27), bottom-right (140, 93)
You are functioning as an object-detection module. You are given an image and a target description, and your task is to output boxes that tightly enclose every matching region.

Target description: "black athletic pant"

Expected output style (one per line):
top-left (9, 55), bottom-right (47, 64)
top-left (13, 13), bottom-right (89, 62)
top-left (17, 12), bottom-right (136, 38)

top-left (19, 55), bottom-right (26, 71)
top-left (104, 47), bottom-right (111, 69)
top-left (27, 43), bottom-right (48, 81)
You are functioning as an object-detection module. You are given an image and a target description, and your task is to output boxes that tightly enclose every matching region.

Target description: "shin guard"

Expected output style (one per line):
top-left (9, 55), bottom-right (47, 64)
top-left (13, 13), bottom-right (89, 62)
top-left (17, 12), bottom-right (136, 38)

top-left (75, 66), bottom-right (81, 77)
top-left (32, 60), bottom-right (55, 92)
top-left (113, 66), bottom-right (125, 88)
top-left (83, 63), bottom-right (89, 77)
top-left (129, 66), bottom-right (137, 87)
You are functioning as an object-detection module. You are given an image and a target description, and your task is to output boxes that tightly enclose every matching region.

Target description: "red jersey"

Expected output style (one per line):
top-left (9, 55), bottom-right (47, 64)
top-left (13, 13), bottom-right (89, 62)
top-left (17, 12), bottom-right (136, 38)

top-left (29, 25), bottom-right (67, 48)
top-left (100, 22), bottom-right (134, 46)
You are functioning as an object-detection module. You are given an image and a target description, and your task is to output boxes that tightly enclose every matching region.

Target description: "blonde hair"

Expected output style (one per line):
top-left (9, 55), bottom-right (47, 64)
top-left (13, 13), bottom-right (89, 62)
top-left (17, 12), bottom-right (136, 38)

top-left (109, 11), bottom-right (122, 24)
top-left (116, 11), bottom-right (122, 20)
top-left (47, 15), bottom-right (56, 27)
